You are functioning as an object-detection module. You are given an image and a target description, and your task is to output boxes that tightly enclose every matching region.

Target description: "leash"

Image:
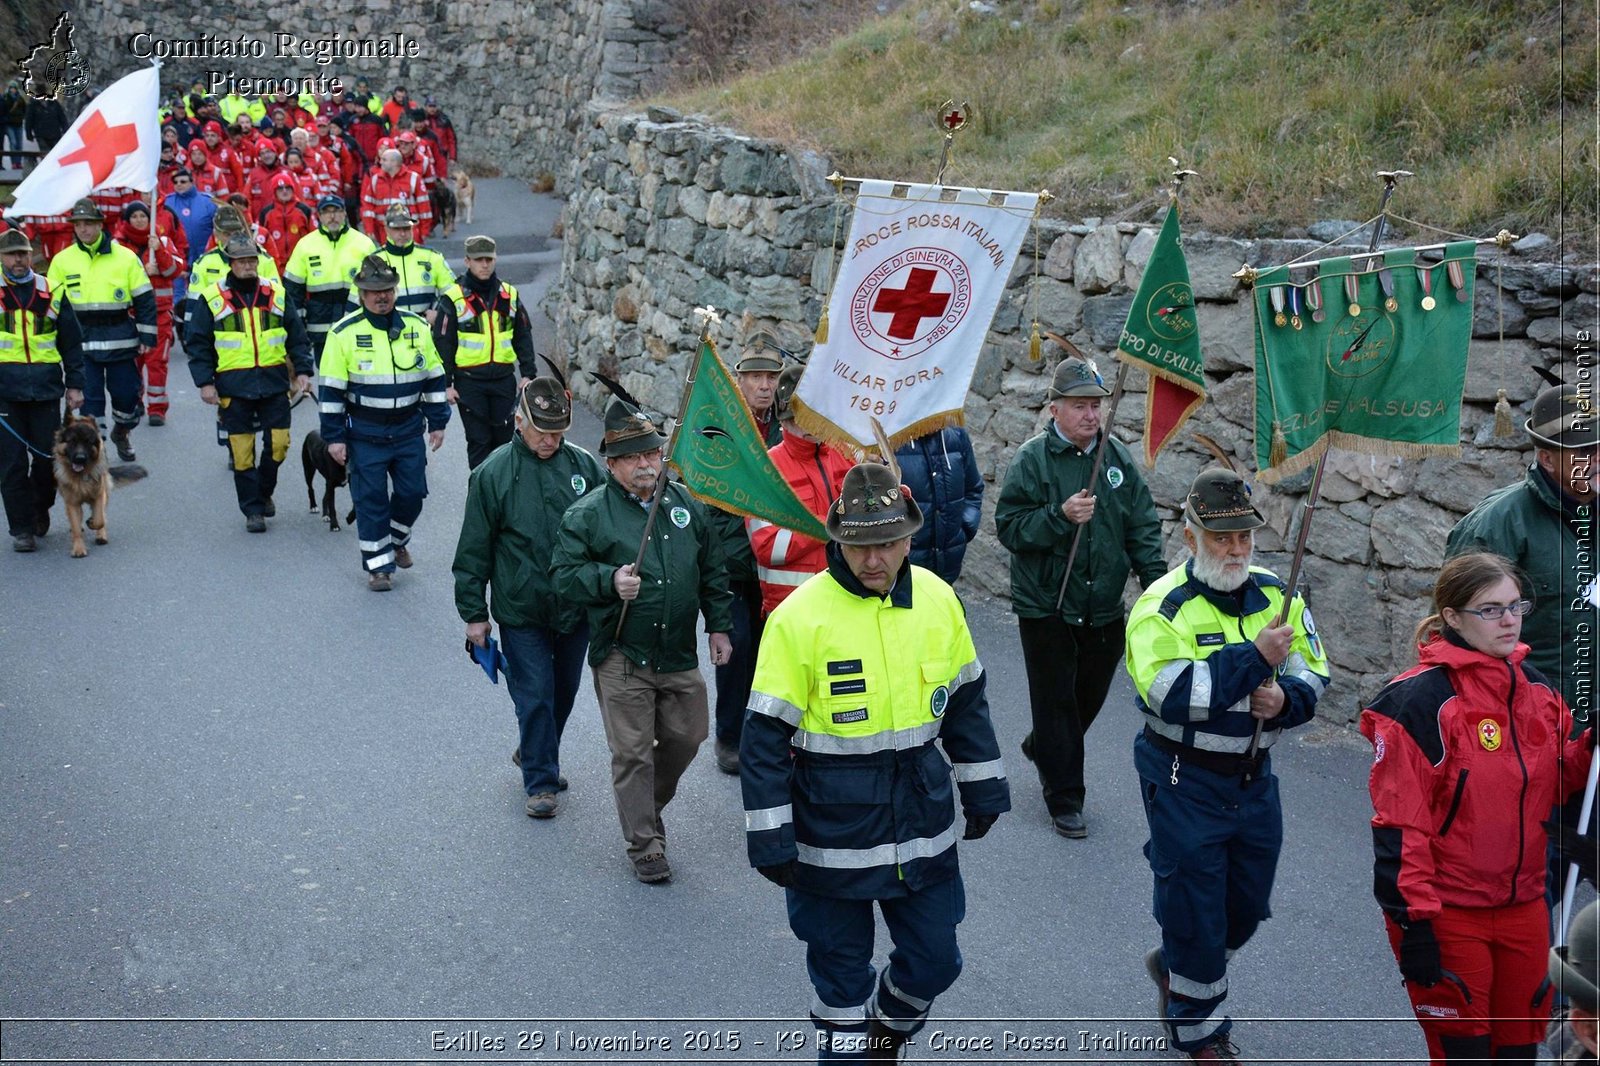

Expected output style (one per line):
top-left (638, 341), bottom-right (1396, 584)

top-left (0, 410), bottom-right (54, 460)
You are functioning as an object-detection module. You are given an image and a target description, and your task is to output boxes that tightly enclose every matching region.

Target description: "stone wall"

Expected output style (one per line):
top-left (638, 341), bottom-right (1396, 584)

top-left (554, 104), bottom-right (1599, 722)
top-left (63, 0), bottom-right (694, 186)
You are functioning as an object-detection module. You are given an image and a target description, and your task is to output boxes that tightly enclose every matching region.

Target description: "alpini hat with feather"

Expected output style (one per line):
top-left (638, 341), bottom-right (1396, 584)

top-left (599, 398), bottom-right (665, 457)
top-left (1185, 468), bottom-right (1266, 532)
top-left (1526, 383), bottom-right (1599, 450)
top-left (827, 462), bottom-right (923, 545)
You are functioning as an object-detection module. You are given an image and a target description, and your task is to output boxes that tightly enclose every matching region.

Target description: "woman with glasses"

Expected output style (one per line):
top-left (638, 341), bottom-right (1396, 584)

top-left (1361, 552), bottom-right (1593, 1064)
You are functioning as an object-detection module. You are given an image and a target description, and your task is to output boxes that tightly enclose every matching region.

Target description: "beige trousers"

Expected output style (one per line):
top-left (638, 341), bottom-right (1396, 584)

top-left (592, 650), bottom-right (709, 860)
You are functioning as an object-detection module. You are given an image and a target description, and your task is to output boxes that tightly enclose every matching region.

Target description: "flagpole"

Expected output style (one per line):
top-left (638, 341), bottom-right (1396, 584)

top-left (1052, 164), bottom-right (1196, 614)
top-left (1242, 169), bottom-right (1408, 768)
top-left (614, 306), bottom-right (719, 639)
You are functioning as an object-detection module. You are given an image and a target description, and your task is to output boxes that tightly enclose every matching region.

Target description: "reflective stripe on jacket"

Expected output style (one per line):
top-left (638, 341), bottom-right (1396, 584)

top-left (316, 307), bottom-right (448, 443)
top-left (442, 280), bottom-right (518, 368)
top-left (741, 549), bottom-right (1010, 899)
top-left (45, 235), bottom-right (157, 362)
top-left (747, 433), bottom-right (852, 616)
top-left (1126, 563), bottom-right (1329, 755)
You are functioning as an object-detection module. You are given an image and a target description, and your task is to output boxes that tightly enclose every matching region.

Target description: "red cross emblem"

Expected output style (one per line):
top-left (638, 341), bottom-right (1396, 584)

top-left (942, 107), bottom-right (965, 131)
top-left (872, 268), bottom-right (952, 340)
top-left (851, 248), bottom-right (973, 361)
top-left (58, 111), bottom-right (140, 186)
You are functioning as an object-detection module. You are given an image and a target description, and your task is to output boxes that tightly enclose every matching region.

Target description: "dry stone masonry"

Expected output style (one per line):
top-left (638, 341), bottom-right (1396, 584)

top-left (555, 104), bottom-right (1598, 721)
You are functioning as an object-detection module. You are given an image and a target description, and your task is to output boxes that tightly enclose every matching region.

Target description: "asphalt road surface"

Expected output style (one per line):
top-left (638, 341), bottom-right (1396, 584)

top-left (0, 178), bottom-right (1540, 1065)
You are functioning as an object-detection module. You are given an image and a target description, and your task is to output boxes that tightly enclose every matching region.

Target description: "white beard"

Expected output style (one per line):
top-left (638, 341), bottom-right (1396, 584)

top-left (1192, 547), bottom-right (1252, 592)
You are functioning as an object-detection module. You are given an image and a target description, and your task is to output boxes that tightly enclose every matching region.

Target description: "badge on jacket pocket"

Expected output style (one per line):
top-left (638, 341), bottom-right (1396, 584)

top-left (670, 506), bottom-right (690, 529)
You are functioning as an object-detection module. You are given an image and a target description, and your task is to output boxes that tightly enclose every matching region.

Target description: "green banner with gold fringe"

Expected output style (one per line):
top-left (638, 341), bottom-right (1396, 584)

top-left (1252, 240), bottom-right (1477, 481)
top-left (668, 339), bottom-right (830, 540)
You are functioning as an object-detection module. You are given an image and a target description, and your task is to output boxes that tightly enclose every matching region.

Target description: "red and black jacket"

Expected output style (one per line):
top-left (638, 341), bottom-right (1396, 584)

top-left (1361, 633), bottom-right (1591, 923)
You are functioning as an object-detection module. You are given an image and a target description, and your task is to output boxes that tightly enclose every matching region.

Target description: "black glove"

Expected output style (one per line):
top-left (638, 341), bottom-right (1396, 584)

top-left (963, 812), bottom-right (998, 840)
top-left (1398, 920), bottom-right (1442, 986)
top-left (1546, 817), bottom-right (1598, 886)
top-left (757, 861), bottom-right (797, 888)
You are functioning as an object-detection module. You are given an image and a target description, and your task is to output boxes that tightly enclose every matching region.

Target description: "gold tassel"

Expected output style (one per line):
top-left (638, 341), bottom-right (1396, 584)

top-left (1493, 388), bottom-right (1514, 438)
top-left (814, 309), bottom-right (829, 345)
top-left (1028, 321), bottom-right (1041, 362)
top-left (1269, 421), bottom-right (1287, 467)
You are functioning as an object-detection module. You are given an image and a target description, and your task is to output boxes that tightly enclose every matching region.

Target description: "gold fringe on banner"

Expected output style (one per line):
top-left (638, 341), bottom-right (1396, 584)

top-left (1493, 388), bottom-right (1515, 438)
top-left (1258, 431), bottom-right (1463, 484)
top-left (814, 308), bottom-right (829, 345)
top-left (790, 396), bottom-right (965, 458)
top-left (1029, 321), bottom-right (1041, 362)
top-left (1268, 421), bottom-right (1288, 467)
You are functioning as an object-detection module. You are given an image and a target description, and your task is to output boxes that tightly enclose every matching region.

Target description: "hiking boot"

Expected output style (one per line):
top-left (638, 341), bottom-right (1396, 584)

top-left (32, 513), bottom-right (48, 536)
top-left (368, 571), bottom-right (393, 591)
top-left (394, 545), bottom-right (413, 569)
top-left (525, 792), bottom-right (559, 818)
top-left (245, 514), bottom-right (267, 533)
top-left (714, 740), bottom-right (740, 775)
top-left (1144, 947), bottom-right (1171, 1027)
top-left (1052, 811), bottom-right (1087, 838)
top-left (110, 426), bottom-right (135, 461)
top-left (633, 853), bottom-right (671, 883)
top-left (261, 498), bottom-right (276, 518)
top-left (12, 532), bottom-right (36, 552)
top-left (1188, 1036), bottom-right (1243, 1063)
top-left (147, 414), bottom-right (165, 427)
top-left (1021, 732), bottom-right (1035, 763)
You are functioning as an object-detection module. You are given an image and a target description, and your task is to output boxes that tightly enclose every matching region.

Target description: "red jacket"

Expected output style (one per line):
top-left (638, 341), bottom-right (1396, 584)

top-left (1361, 635), bottom-right (1591, 922)
top-left (113, 219), bottom-right (185, 312)
top-left (425, 115), bottom-right (456, 162)
top-left (244, 162), bottom-right (288, 217)
top-left (746, 433), bottom-right (853, 616)
top-left (360, 167), bottom-right (431, 242)
top-left (256, 194), bottom-right (314, 271)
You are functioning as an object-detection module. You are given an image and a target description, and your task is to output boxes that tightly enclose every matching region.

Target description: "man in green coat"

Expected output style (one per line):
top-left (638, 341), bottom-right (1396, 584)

top-left (453, 377), bottom-right (604, 819)
top-left (552, 398), bottom-right (734, 883)
top-left (995, 354), bottom-right (1165, 839)
top-left (1447, 382), bottom-right (1597, 722)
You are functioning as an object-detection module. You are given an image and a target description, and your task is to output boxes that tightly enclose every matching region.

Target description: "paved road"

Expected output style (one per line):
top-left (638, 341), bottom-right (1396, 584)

top-left (0, 178), bottom-right (1498, 1065)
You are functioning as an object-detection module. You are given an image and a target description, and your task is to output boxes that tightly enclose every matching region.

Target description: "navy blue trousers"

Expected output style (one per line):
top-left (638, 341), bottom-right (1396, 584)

top-left (1134, 731), bottom-right (1281, 1052)
top-left (786, 878), bottom-right (965, 1061)
top-left (347, 435), bottom-right (427, 573)
top-left (501, 622), bottom-right (588, 795)
top-left (713, 579), bottom-right (762, 748)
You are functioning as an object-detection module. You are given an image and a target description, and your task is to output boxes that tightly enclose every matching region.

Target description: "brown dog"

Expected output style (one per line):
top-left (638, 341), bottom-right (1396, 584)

top-left (451, 165), bottom-right (474, 227)
top-left (52, 415), bottom-right (146, 557)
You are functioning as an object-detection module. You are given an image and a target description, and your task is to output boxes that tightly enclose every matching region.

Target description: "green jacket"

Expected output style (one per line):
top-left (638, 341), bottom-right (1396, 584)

top-left (552, 478), bottom-right (735, 670)
top-left (1447, 465), bottom-right (1595, 715)
top-left (994, 428), bottom-right (1165, 624)
top-left (453, 436), bottom-right (605, 633)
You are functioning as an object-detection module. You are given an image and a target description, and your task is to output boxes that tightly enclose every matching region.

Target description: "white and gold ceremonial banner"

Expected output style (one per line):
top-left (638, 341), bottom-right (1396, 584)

top-left (793, 180), bottom-right (1040, 450)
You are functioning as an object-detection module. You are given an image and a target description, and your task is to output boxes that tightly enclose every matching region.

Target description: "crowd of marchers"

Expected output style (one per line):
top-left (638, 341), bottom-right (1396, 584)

top-left (0, 80), bottom-right (1595, 1064)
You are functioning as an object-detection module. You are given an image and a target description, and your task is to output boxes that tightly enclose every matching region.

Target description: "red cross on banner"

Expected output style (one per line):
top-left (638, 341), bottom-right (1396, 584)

top-left (872, 267), bottom-right (952, 340)
top-left (8, 65), bottom-right (159, 218)
top-left (58, 112), bottom-right (141, 186)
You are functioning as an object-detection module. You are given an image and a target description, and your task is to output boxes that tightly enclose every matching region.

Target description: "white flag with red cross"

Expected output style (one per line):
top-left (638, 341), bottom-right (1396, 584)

top-left (8, 66), bottom-right (160, 218)
top-left (793, 179), bottom-right (1040, 451)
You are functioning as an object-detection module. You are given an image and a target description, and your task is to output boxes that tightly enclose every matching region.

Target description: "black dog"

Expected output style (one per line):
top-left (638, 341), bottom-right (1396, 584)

top-left (302, 429), bottom-right (356, 531)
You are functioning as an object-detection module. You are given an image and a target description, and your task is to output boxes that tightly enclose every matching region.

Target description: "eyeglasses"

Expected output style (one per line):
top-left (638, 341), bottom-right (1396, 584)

top-left (173, 177), bottom-right (192, 184)
top-left (1456, 600), bottom-right (1534, 621)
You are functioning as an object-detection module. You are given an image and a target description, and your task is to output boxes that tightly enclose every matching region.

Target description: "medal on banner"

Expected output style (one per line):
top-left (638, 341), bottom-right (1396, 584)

top-left (1446, 258), bottom-right (1468, 302)
top-left (1417, 264), bottom-right (1436, 311)
top-left (1270, 285), bottom-right (1287, 327)
top-left (1377, 267), bottom-right (1398, 313)
top-left (1287, 284), bottom-right (1303, 330)
top-left (1345, 272), bottom-right (1362, 318)
top-left (1305, 275), bottom-right (1325, 322)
